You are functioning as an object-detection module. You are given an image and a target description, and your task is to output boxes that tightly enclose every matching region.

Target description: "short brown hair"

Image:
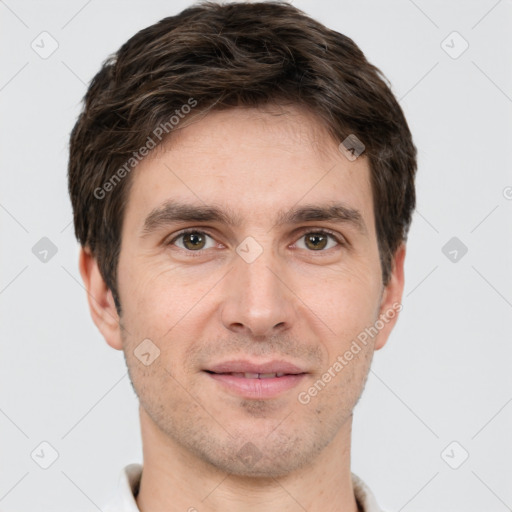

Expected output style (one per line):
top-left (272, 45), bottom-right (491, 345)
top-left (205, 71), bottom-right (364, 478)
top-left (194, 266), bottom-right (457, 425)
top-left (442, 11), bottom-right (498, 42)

top-left (68, 0), bottom-right (417, 313)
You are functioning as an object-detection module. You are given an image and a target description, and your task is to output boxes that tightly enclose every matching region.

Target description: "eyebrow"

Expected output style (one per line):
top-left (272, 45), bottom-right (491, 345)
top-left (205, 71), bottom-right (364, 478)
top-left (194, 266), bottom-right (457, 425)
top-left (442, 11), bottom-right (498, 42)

top-left (141, 200), bottom-right (367, 237)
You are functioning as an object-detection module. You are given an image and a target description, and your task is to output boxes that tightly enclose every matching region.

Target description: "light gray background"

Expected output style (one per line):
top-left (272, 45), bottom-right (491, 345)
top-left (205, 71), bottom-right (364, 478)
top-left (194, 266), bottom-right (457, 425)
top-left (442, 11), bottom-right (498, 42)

top-left (1, 1), bottom-right (511, 511)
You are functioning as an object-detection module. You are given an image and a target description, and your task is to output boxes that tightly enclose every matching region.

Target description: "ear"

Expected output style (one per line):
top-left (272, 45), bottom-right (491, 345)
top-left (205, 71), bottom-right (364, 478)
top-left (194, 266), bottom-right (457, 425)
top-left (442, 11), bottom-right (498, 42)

top-left (374, 243), bottom-right (406, 351)
top-left (78, 246), bottom-right (123, 350)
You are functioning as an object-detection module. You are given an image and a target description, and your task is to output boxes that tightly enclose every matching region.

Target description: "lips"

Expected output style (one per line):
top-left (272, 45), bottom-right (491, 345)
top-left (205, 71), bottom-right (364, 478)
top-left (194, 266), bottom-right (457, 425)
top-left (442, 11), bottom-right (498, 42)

top-left (204, 359), bottom-right (308, 399)
top-left (216, 372), bottom-right (288, 379)
top-left (205, 359), bottom-right (306, 376)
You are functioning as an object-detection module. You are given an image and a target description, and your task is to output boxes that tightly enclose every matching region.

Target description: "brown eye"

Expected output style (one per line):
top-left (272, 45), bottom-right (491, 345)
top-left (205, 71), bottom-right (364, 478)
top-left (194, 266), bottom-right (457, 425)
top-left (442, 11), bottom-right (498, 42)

top-left (170, 230), bottom-right (214, 251)
top-left (296, 230), bottom-right (341, 252)
top-left (182, 232), bottom-right (205, 250)
top-left (304, 233), bottom-right (328, 250)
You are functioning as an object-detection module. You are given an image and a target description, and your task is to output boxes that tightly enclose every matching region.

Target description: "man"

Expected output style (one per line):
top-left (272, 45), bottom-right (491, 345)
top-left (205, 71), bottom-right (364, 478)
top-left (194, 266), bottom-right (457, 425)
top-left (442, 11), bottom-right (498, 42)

top-left (68, 1), bottom-right (417, 511)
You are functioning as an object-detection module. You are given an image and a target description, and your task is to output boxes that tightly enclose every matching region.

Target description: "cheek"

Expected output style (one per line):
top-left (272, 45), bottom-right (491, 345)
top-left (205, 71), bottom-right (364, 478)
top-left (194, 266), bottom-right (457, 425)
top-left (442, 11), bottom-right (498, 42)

top-left (118, 263), bottom-right (221, 378)
top-left (305, 274), bottom-right (381, 374)
top-left (315, 268), bottom-right (381, 328)
top-left (124, 346), bottom-right (184, 423)
top-left (118, 259), bottom-right (195, 330)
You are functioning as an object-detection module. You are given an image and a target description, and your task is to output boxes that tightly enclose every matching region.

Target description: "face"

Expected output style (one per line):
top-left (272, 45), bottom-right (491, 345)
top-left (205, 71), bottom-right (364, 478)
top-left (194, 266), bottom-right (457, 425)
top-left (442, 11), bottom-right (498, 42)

top-left (83, 105), bottom-right (405, 477)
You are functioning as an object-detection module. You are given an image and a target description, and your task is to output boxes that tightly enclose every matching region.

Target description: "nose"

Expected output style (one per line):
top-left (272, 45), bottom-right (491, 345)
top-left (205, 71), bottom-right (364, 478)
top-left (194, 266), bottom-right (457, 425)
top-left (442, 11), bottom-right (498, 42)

top-left (220, 246), bottom-right (298, 338)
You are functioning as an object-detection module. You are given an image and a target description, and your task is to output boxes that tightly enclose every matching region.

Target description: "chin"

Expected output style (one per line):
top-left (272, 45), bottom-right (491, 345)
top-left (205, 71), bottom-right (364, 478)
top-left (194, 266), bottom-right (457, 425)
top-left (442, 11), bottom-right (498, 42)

top-left (208, 447), bottom-right (313, 479)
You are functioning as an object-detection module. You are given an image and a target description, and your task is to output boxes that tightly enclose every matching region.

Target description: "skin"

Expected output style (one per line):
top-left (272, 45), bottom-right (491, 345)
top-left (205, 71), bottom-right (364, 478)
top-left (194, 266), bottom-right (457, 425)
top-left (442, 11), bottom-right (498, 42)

top-left (80, 105), bottom-right (405, 512)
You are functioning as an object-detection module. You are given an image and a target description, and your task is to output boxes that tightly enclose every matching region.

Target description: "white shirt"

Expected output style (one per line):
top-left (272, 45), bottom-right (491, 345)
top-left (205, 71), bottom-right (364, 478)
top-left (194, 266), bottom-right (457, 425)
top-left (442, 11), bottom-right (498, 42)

top-left (102, 463), bottom-right (386, 512)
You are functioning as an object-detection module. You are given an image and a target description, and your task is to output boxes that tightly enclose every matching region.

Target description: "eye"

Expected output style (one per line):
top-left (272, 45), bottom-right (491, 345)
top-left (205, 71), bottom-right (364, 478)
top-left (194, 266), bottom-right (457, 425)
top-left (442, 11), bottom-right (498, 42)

top-left (167, 228), bottom-right (345, 254)
top-left (169, 229), bottom-right (216, 251)
top-left (294, 230), bottom-right (343, 252)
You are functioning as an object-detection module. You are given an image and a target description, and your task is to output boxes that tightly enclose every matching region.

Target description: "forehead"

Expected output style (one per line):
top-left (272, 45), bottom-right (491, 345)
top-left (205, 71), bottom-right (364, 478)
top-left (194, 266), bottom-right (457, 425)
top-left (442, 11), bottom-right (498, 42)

top-left (122, 106), bottom-right (375, 236)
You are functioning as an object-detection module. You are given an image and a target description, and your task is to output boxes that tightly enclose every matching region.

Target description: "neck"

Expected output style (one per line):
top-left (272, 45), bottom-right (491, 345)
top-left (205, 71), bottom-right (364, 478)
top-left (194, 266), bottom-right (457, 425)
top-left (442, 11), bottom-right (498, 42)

top-left (135, 407), bottom-right (360, 512)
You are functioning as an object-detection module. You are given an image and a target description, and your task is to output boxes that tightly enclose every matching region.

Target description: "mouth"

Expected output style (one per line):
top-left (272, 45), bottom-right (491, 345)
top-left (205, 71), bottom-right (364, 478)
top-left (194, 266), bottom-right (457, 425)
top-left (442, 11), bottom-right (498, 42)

top-left (203, 360), bottom-right (308, 399)
top-left (205, 371), bottom-right (294, 379)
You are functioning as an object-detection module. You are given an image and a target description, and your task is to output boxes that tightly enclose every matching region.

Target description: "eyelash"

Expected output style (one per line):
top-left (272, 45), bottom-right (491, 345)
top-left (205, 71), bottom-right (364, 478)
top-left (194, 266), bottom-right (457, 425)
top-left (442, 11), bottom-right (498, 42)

top-left (166, 228), bottom-right (346, 255)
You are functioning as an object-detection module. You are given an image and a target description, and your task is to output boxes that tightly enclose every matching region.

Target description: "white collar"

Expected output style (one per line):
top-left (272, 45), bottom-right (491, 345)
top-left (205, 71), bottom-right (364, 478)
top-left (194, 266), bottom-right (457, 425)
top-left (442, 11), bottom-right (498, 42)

top-left (103, 463), bottom-right (385, 512)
